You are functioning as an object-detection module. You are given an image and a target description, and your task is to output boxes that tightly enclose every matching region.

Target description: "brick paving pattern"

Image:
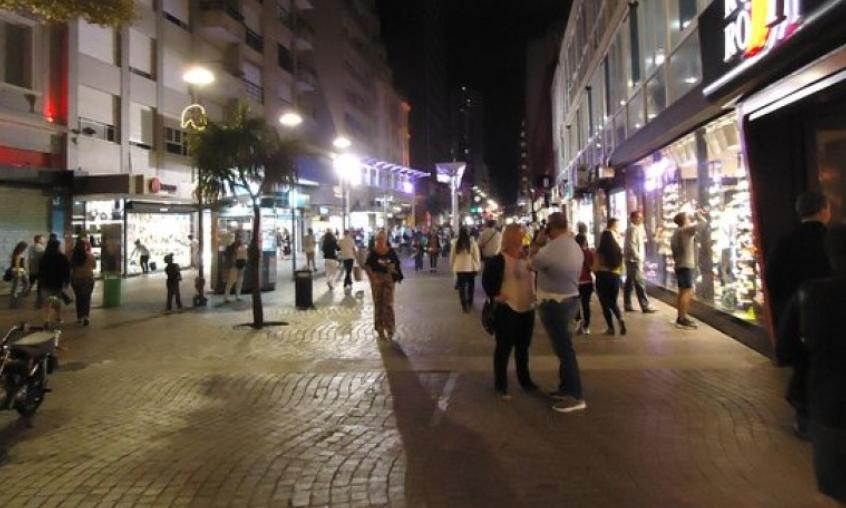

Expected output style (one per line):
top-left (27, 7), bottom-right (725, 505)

top-left (0, 259), bottom-right (836, 507)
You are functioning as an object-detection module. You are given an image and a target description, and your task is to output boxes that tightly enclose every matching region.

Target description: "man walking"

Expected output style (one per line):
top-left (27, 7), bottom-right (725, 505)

top-left (531, 212), bottom-right (586, 413)
top-left (28, 234), bottom-right (45, 307)
top-left (768, 191), bottom-right (832, 439)
top-left (338, 230), bottom-right (357, 290)
top-left (670, 210), bottom-right (704, 329)
top-left (624, 211), bottom-right (655, 313)
top-left (477, 220), bottom-right (501, 263)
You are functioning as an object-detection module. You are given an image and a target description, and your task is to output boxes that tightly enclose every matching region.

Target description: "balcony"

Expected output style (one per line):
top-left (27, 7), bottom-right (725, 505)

top-left (245, 28), bottom-right (264, 53)
top-left (296, 64), bottom-right (317, 92)
top-left (198, 0), bottom-right (245, 44)
top-left (295, 21), bottom-right (313, 51)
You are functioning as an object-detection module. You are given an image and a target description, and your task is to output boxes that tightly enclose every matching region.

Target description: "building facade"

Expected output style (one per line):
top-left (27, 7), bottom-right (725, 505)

top-left (553, 0), bottom-right (846, 353)
top-left (1, 0), bottom-right (418, 291)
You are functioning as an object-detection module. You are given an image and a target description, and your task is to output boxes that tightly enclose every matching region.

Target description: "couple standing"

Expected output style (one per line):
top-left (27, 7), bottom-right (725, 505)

top-left (482, 213), bottom-right (586, 413)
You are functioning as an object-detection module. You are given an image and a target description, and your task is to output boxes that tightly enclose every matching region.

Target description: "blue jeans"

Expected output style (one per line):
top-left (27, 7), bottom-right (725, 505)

top-left (538, 297), bottom-right (583, 399)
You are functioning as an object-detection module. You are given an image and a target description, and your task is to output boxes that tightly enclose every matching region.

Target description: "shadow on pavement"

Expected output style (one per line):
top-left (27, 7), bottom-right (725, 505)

top-left (378, 339), bottom-right (523, 507)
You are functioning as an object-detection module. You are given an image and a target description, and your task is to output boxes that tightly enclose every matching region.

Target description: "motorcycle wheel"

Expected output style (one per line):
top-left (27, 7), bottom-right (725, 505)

top-left (16, 380), bottom-right (45, 418)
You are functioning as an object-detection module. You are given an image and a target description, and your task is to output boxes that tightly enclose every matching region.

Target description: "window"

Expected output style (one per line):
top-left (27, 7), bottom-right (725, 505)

top-left (79, 20), bottom-right (119, 66)
top-left (613, 109), bottom-right (626, 150)
top-left (638, 0), bottom-right (668, 81)
top-left (78, 85), bottom-right (119, 133)
top-left (164, 127), bottom-right (189, 156)
top-left (129, 102), bottom-right (154, 149)
top-left (607, 34), bottom-right (625, 118)
top-left (129, 29), bottom-right (155, 80)
top-left (646, 66), bottom-right (667, 121)
top-left (628, 8), bottom-right (641, 87)
top-left (0, 19), bottom-right (32, 89)
top-left (668, 30), bottom-right (702, 103)
top-left (163, 0), bottom-right (190, 29)
top-left (277, 44), bottom-right (293, 72)
top-left (627, 89), bottom-right (645, 134)
top-left (590, 69), bottom-right (606, 136)
top-left (668, 0), bottom-right (698, 47)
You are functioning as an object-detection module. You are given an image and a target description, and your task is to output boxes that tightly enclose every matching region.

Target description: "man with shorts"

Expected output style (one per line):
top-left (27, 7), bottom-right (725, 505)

top-left (670, 210), bottom-right (704, 329)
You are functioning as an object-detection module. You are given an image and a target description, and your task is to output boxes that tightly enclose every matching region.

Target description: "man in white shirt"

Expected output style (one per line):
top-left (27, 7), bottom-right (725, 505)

top-left (338, 230), bottom-right (357, 289)
top-left (623, 211), bottom-right (656, 313)
top-left (531, 212), bottom-right (586, 414)
top-left (477, 220), bottom-right (502, 262)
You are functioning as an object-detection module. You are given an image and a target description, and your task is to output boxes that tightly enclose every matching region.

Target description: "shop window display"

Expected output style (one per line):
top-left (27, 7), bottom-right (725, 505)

top-left (640, 115), bottom-right (765, 325)
top-left (127, 213), bottom-right (192, 273)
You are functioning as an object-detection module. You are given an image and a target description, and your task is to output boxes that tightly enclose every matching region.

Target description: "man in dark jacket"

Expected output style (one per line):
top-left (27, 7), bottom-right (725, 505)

top-left (767, 191), bottom-right (832, 438)
top-left (780, 224), bottom-right (846, 501)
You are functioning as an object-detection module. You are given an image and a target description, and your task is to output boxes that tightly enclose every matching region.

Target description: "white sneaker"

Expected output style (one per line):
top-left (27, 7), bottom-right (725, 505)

top-left (583, 327), bottom-right (591, 335)
top-left (552, 397), bottom-right (587, 414)
top-left (576, 324), bottom-right (584, 335)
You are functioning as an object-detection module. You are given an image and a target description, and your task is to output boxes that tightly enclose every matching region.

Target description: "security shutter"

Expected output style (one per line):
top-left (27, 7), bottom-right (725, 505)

top-left (0, 186), bottom-right (50, 294)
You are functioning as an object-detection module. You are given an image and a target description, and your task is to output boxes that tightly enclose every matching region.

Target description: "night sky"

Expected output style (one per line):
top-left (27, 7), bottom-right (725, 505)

top-left (379, 0), bottom-right (571, 205)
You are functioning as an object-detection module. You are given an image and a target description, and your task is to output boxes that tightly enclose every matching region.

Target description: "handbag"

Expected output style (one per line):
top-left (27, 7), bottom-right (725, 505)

top-left (3, 267), bottom-right (12, 282)
top-left (353, 266), bottom-right (363, 281)
top-left (481, 299), bottom-right (497, 335)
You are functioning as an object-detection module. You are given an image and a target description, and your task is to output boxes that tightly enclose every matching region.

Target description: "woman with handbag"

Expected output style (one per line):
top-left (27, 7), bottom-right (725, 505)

top-left (365, 230), bottom-right (403, 341)
top-left (593, 225), bottom-right (626, 336)
top-left (7, 241), bottom-right (31, 308)
top-left (450, 227), bottom-right (481, 312)
top-left (482, 224), bottom-right (538, 400)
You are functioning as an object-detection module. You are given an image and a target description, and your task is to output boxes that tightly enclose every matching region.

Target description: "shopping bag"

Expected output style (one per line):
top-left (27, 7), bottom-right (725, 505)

top-left (353, 266), bottom-right (363, 281)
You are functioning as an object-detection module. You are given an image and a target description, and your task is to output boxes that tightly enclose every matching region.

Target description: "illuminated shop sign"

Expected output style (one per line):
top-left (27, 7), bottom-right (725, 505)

top-left (722, 0), bottom-right (802, 63)
top-left (698, 0), bottom-right (835, 99)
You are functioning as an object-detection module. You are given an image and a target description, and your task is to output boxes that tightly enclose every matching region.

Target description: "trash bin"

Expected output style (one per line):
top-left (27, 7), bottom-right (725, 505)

top-left (102, 274), bottom-right (122, 308)
top-left (294, 269), bottom-right (313, 310)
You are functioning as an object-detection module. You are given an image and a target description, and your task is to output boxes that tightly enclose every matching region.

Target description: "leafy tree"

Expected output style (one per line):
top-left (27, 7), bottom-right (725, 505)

top-left (192, 103), bottom-right (301, 328)
top-left (0, 0), bottom-right (135, 26)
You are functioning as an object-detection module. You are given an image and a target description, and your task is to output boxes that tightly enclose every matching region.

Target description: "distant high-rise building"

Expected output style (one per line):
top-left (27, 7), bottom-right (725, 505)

top-left (451, 86), bottom-right (489, 192)
top-left (378, 0), bottom-right (451, 176)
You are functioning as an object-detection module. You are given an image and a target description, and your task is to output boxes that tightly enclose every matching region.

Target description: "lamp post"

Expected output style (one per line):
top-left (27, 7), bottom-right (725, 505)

top-left (333, 152), bottom-right (360, 232)
top-left (435, 162), bottom-right (467, 233)
top-left (183, 65), bottom-right (215, 307)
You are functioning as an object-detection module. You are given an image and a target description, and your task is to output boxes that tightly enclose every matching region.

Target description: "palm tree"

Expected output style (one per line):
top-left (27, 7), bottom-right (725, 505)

top-left (192, 103), bottom-right (301, 328)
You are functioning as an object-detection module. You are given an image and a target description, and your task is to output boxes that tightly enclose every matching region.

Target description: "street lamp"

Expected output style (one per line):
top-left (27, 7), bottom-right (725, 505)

top-left (279, 111), bottom-right (303, 128)
top-left (333, 136), bottom-right (352, 149)
top-left (333, 153), bottom-right (360, 231)
top-left (183, 66), bottom-right (216, 86)
top-left (183, 66), bottom-right (215, 307)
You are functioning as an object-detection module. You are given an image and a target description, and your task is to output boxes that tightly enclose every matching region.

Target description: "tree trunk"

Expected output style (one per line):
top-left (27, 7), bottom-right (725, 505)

top-left (251, 202), bottom-right (264, 327)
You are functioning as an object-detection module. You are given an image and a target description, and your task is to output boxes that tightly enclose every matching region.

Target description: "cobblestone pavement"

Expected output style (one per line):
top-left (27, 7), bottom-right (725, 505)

top-left (0, 257), bottom-right (836, 507)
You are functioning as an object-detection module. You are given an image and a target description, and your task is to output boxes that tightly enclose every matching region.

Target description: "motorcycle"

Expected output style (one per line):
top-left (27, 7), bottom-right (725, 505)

top-left (0, 324), bottom-right (59, 418)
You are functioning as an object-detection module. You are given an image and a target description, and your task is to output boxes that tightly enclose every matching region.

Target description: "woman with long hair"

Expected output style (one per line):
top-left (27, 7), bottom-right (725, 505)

top-left (593, 226), bottom-right (626, 336)
top-left (38, 238), bottom-right (70, 327)
top-left (575, 234), bottom-right (595, 335)
top-left (482, 224), bottom-right (537, 400)
top-left (321, 230), bottom-right (340, 290)
top-left (450, 227), bottom-right (481, 312)
top-left (364, 230), bottom-right (403, 340)
top-left (70, 237), bottom-right (96, 326)
top-left (427, 229), bottom-right (440, 272)
top-left (8, 241), bottom-right (30, 308)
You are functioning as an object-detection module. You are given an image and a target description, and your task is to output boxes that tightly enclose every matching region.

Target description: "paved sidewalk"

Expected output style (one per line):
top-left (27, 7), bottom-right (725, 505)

top-left (0, 255), bottom-right (835, 507)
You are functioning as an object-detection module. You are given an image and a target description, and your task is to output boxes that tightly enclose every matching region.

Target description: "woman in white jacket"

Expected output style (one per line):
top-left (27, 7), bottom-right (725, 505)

top-left (450, 227), bottom-right (481, 312)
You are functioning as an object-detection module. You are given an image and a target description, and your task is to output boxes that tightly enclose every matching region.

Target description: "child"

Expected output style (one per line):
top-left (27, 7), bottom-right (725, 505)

top-left (164, 253), bottom-right (182, 311)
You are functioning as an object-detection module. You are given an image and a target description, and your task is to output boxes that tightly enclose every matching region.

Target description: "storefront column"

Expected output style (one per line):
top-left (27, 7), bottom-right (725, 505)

top-left (695, 128), bottom-right (715, 301)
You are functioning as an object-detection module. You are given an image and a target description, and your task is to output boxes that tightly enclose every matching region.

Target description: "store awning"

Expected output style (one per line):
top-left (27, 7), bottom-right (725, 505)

top-left (360, 157), bottom-right (429, 179)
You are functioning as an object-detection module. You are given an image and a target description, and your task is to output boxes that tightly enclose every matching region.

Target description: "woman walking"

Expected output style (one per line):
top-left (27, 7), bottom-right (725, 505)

top-left (450, 227), bottom-right (481, 312)
top-left (593, 227), bottom-right (626, 336)
top-left (365, 231), bottom-right (403, 340)
top-left (8, 241), bottom-right (30, 308)
top-left (482, 224), bottom-right (538, 400)
top-left (38, 238), bottom-right (70, 327)
top-left (575, 234), bottom-right (594, 335)
top-left (322, 230), bottom-right (340, 290)
top-left (70, 238), bottom-right (96, 326)
top-left (224, 237), bottom-right (248, 302)
top-left (427, 229), bottom-right (440, 272)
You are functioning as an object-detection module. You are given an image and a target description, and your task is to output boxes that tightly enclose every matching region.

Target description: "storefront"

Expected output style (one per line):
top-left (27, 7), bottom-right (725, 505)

top-left (696, 0), bottom-right (846, 339)
top-left (0, 167), bottom-right (71, 295)
top-left (72, 175), bottom-right (197, 276)
top-left (635, 114), bottom-right (765, 327)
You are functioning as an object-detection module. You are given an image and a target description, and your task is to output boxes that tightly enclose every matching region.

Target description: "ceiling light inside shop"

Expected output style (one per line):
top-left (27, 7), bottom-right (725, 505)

top-left (655, 53), bottom-right (666, 65)
top-left (684, 76), bottom-right (698, 84)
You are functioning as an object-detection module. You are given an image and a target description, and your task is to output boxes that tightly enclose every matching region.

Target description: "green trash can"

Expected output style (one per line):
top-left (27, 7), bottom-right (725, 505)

top-left (102, 274), bottom-right (122, 308)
